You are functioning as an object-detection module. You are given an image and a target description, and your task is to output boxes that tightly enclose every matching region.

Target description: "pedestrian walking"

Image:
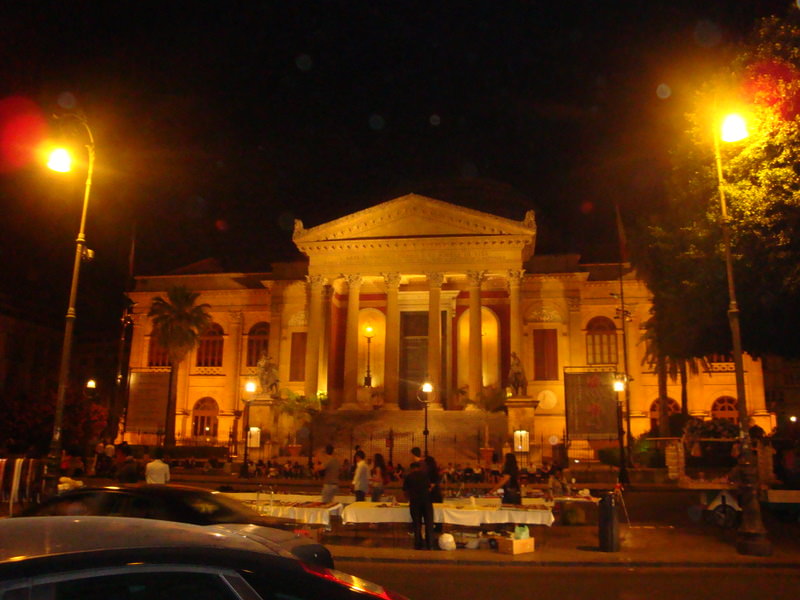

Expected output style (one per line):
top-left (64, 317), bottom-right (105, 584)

top-left (315, 444), bottom-right (340, 503)
top-left (352, 450), bottom-right (369, 501)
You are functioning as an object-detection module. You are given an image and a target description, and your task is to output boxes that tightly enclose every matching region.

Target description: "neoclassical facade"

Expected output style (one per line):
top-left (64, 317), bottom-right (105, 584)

top-left (124, 194), bottom-right (772, 456)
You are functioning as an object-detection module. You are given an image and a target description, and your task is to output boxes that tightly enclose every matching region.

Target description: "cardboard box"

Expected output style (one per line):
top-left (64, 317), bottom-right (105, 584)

top-left (496, 536), bottom-right (535, 555)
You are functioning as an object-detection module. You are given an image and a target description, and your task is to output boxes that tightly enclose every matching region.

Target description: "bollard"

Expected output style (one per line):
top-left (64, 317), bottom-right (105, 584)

top-left (598, 491), bottom-right (620, 552)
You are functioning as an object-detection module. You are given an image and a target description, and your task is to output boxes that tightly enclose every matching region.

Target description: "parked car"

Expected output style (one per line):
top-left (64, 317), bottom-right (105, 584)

top-left (19, 483), bottom-right (334, 568)
top-left (0, 516), bottom-right (408, 600)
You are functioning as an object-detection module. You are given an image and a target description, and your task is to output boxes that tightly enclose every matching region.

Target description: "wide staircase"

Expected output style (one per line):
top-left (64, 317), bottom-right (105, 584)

top-left (308, 409), bottom-right (508, 466)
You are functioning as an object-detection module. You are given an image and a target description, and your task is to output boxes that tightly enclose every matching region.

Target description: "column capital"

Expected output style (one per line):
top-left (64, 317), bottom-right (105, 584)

top-left (426, 271), bottom-right (444, 289)
top-left (306, 274), bottom-right (327, 289)
top-left (382, 272), bottom-right (401, 289)
top-left (345, 273), bottom-right (363, 288)
top-left (228, 310), bottom-right (243, 325)
top-left (466, 270), bottom-right (486, 287)
top-left (507, 269), bottom-right (525, 286)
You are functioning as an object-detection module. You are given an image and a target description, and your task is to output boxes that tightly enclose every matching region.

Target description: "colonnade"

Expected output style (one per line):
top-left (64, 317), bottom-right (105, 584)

top-left (303, 269), bottom-right (526, 410)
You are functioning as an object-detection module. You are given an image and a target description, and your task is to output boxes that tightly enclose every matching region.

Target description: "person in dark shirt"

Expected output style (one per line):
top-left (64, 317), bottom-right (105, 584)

top-left (403, 461), bottom-right (434, 549)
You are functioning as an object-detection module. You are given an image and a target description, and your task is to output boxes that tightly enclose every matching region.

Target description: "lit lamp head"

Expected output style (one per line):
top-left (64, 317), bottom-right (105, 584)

top-left (245, 380), bottom-right (257, 394)
top-left (47, 147), bottom-right (72, 173)
top-left (421, 381), bottom-right (433, 394)
top-left (721, 113), bottom-right (748, 143)
top-left (613, 375), bottom-right (626, 393)
top-left (85, 379), bottom-right (96, 390)
top-left (364, 324), bottom-right (374, 339)
top-left (513, 429), bottom-right (530, 453)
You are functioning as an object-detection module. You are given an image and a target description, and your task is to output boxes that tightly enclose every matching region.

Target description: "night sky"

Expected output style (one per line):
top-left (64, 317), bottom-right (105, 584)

top-left (0, 0), bottom-right (791, 332)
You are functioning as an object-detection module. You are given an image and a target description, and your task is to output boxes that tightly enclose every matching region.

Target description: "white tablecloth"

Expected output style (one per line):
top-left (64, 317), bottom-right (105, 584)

top-left (340, 501), bottom-right (554, 527)
top-left (250, 502), bottom-right (343, 525)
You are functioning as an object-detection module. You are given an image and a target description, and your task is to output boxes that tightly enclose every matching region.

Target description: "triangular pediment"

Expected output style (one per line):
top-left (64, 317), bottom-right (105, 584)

top-left (293, 194), bottom-right (536, 243)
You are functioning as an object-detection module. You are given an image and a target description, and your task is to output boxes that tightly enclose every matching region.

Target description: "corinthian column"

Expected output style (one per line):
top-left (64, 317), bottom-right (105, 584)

top-left (226, 311), bottom-right (243, 413)
top-left (304, 275), bottom-right (326, 399)
top-left (467, 270), bottom-right (486, 402)
top-left (340, 273), bottom-right (363, 409)
top-left (426, 272), bottom-right (444, 409)
top-left (382, 272), bottom-right (401, 410)
top-left (508, 270), bottom-right (524, 359)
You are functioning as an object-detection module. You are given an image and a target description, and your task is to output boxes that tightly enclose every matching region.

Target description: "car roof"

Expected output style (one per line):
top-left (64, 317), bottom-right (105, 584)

top-left (0, 516), bottom-right (274, 563)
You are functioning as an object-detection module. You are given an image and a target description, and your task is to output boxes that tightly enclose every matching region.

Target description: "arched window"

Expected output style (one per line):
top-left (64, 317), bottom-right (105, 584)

top-left (586, 317), bottom-right (618, 365)
top-left (148, 334), bottom-right (169, 367)
top-left (246, 322), bottom-right (270, 366)
top-left (712, 396), bottom-right (739, 423)
top-left (649, 398), bottom-right (681, 431)
top-left (192, 397), bottom-right (219, 439)
top-left (196, 323), bottom-right (224, 367)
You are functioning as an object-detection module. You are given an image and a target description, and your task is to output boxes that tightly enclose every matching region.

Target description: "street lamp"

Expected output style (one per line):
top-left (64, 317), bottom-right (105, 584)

top-left (46, 112), bottom-right (96, 481)
top-left (713, 112), bottom-right (771, 556)
top-left (243, 380), bottom-right (257, 472)
top-left (613, 374), bottom-right (630, 484)
top-left (363, 325), bottom-right (374, 387)
top-left (417, 381), bottom-right (433, 456)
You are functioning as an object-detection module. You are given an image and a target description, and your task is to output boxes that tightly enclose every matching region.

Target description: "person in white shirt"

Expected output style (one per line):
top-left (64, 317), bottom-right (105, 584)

top-left (351, 450), bottom-right (370, 501)
top-left (145, 448), bottom-right (170, 484)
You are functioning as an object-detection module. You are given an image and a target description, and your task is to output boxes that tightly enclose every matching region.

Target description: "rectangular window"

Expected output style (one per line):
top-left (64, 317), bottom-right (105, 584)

top-left (289, 332), bottom-right (307, 381)
top-left (533, 329), bottom-right (558, 380)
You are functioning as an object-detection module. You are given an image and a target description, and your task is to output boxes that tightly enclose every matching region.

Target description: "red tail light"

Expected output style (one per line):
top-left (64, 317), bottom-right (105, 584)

top-left (300, 562), bottom-right (408, 600)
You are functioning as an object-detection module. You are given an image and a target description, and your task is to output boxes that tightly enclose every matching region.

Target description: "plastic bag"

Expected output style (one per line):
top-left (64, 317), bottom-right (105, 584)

top-left (513, 525), bottom-right (530, 539)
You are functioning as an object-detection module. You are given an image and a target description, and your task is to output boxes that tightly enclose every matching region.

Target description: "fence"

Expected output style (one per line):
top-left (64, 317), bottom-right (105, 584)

top-left (0, 458), bottom-right (45, 516)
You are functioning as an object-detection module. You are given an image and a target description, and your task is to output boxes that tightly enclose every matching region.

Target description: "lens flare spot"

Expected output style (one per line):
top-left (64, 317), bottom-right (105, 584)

top-left (0, 96), bottom-right (47, 172)
top-left (57, 92), bottom-right (77, 110)
top-left (429, 114), bottom-right (441, 126)
top-left (215, 219), bottom-right (229, 232)
top-left (580, 201), bottom-right (594, 214)
top-left (368, 114), bottom-right (385, 131)
top-left (295, 54), bottom-right (313, 72)
top-left (656, 83), bottom-right (671, 99)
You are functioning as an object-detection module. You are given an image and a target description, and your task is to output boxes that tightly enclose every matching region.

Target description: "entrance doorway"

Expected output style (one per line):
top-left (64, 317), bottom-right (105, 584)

top-left (400, 312), bottom-right (427, 410)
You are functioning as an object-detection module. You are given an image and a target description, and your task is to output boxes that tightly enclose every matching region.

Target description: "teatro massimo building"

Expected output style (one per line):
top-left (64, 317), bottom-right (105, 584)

top-left (123, 194), bottom-right (772, 464)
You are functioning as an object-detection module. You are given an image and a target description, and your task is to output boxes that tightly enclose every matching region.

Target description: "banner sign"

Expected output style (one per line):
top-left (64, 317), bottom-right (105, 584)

top-left (564, 371), bottom-right (618, 439)
top-left (126, 371), bottom-right (170, 433)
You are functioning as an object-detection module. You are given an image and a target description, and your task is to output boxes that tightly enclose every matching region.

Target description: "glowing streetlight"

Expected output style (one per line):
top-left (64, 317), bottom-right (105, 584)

top-left (46, 112), bottom-right (95, 485)
top-left (418, 381), bottom-right (433, 456)
top-left (612, 374), bottom-right (629, 484)
top-left (713, 112), bottom-right (771, 556)
top-left (242, 380), bottom-right (257, 471)
top-left (363, 325), bottom-right (375, 387)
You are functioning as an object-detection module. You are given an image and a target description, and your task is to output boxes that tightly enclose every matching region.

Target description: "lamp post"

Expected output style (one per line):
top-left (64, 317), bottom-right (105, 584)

top-left (713, 113), bottom-right (771, 556)
top-left (363, 325), bottom-right (374, 387)
top-left (613, 374), bottom-right (630, 484)
top-left (46, 113), bottom-right (95, 482)
top-left (417, 381), bottom-right (433, 456)
top-left (243, 380), bottom-right (257, 474)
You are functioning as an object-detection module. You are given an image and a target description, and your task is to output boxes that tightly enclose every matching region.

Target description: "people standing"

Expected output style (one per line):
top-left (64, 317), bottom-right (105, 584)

top-left (352, 450), bottom-right (370, 501)
top-left (403, 461), bottom-right (435, 550)
top-left (370, 453), bottom-right (388, 501)
top-left (116, 446), bottom-right (140, 484)
top-left (145, 447), bottom-right (170, 484)
top-left (316, 444), bottom-right (340, 503)
top-left (488, 453), bottom-right (521, 505)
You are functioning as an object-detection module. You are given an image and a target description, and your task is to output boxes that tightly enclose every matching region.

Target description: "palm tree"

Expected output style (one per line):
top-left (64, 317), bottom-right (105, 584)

top-left (148, 286), bottom-right (212, 447)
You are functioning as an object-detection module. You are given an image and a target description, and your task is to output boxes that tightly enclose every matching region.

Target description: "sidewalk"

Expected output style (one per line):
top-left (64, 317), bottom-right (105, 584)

top-left (325, 519), bottom-right (800, 567)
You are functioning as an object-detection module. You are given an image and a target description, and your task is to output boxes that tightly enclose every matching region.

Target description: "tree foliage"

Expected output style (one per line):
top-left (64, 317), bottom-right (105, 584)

top-left (147, 286), bottom-right (212, 446)
top-left (633, 7), bottom-right (800, 360)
